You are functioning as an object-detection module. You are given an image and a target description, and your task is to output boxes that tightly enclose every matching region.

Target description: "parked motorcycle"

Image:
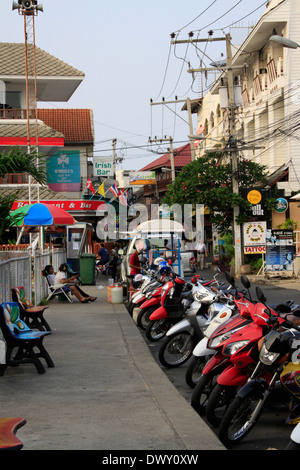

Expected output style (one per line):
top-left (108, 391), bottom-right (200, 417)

top-left (128, 272), bottom-right (157, 315)
top-left (191, 274), bottom-right (298, 420)
top-left (128, 256), bottom-right (167, 315)
top-left (157, 271), bottom-right (233, 368)
top-left (205, 283), bottom-right (299, 428)
top-left (133, 261), bottom-right (174, 329)
top-left (185, 271), bottom-right (253, 389)
top-left (218, 287), bottom-right (300, 448)
top-left (145, 272), bottom-right (220, 342)
top-left (144, 275), bottom-right (190, 341)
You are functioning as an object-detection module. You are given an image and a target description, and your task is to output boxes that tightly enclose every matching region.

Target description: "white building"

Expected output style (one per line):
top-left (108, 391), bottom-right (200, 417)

top-left (194, 0), bottom-right (300, 197)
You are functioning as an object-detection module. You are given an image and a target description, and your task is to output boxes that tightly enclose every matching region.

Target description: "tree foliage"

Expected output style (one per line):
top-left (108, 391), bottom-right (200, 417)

top-left (163, 154), bottom-right (268, 233)
top-left (0, 147), bottom-right (48, 242)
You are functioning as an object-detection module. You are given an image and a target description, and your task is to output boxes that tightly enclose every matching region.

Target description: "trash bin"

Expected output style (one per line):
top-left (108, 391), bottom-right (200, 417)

top-left (79, 253), bottom-right (96, 285)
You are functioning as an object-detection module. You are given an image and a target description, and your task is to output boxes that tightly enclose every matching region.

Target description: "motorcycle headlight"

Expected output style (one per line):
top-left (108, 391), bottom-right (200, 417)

top-left (161, 285), bottom-right (169, 297)
top-left (146, 289), bottom-right (158, 298)
top-left (208, 333), bottom-right (232, 349)
top-left (223, 340), bottom-right (250, 356)
top-left (259, 343), bottom-right (280, 366)
top-left (207, 327), bottom-right (243, 349)
top-left (195, 291), bottom-right (215, 303)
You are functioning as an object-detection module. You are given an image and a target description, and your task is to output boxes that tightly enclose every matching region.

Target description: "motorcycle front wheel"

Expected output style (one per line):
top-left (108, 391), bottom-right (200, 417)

top-left (136, 307), bottom-right (156, 330)
top-left (158, 332), bottom-right (195, 368)
top-left (206, 384), bottom-right (238, 427)
top-left (191, 372), bottom-right (218, 416)
top-left (145, 319), bottom-right (172, 342)
top-left (218, 393), bottom-right (265, 448)
top-left (185, 356), bottom-right (208, 389)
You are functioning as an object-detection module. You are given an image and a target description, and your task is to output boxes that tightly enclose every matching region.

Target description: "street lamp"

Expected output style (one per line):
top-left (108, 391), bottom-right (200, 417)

top-left (269, 35), bottom-right (300, 49)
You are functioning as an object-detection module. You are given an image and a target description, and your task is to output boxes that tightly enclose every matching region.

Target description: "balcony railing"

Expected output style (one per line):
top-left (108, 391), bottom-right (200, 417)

top-left (241, 57), bottom-right (284, 108)
top-left (0, 109), bottom-right (36, 120)
top-left (0, 173), bottom-right (30, 184)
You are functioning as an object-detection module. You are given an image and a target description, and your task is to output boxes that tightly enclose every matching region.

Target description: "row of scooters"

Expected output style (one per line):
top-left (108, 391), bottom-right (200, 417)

top-left (126, 261), bottom-right (300, 450)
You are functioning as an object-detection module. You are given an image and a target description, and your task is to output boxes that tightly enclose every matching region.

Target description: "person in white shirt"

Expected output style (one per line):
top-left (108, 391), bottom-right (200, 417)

top-left (195, 240), bottom-right (208, 270)
top-left (44, 265), bottom-right (96, 303)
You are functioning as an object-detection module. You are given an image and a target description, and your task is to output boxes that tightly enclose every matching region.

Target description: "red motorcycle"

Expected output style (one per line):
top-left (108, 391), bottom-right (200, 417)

top-left (217, 287), bottom-right (300, 448)
top-left (191, 272), bottom-right (297, 423)
top-left (204, 287), bottom-right (296, 427)
top-left (190, 290), bottom-right (253, 418)
top-left (133, 283), bottom-right (165, 330)
top-left (145, 276), bottom-right (190, 341)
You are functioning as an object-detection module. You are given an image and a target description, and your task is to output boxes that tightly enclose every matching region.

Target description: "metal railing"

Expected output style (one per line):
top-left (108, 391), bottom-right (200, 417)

top-left (0, 252), bottom-right (31, 304)
top-left (0, 248), bottom-right (67, 306)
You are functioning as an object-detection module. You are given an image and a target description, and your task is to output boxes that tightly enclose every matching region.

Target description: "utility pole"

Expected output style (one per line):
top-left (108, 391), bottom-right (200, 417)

top-left (172, 32), bottom-right (243, 277)
top-left (148, 136), bottom-right (175, 181)
top-left (225, 33), bottom-right (242, 277)
top-left (150, 98), bottom-right (196, 161)
top-left (112, 138), bottom-right (117, 179)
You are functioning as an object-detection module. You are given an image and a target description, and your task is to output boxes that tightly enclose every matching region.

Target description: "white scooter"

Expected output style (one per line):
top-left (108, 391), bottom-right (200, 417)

top-left (157, 273), bottom-right (235, 369)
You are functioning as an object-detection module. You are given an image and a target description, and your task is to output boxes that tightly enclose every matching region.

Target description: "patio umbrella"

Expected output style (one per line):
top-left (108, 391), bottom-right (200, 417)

top-left (8, 204), bottom-right (35, 227)
top-left (23, 203), bottom-right (75, 227)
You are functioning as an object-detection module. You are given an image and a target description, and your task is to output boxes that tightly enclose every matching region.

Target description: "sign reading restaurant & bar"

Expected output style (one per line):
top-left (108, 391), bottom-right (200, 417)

top-left (11, 200), bottom-right (106, 212)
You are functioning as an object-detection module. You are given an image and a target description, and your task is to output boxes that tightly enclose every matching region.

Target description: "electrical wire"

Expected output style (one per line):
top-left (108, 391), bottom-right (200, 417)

top-left (191, 0), bottom-right (244, 34)
top-left (217, 1), bottom-right (266, 31)
top-left (173, 0), bottom-right (219, 34)
top-left (153, 42), bottom-right (172, 101)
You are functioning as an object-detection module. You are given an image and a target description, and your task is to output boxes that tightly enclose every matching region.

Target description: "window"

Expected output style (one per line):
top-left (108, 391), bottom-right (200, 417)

top-left (6, 91), bottom-right (21, 109)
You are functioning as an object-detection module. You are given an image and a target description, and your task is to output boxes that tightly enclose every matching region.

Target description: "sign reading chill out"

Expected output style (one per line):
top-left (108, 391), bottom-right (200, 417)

top-left (93, 157), bottom-right (114, 177)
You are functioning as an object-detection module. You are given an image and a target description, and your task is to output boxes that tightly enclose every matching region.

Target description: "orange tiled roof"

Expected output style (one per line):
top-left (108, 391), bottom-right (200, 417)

top-left (140, 144), bottom-right (191, 171)
top-left (37, 109), bottom-right (94, 144)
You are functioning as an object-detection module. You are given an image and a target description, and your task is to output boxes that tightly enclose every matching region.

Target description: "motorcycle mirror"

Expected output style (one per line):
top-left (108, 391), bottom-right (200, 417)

top-left (264, 329), bottom-right (282, 353)
top-left (256, 286), bottom-right (267, 304)
top-left (225, 271), bottom-right (235, 285)
top-left (241, 274), bottom-right (251, 289)
top-left (241, 274), bottom-right (252, 301)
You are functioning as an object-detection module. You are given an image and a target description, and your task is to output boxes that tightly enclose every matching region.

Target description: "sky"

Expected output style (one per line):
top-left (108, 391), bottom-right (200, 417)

top-left (1, 0), bottom-right (268, 170)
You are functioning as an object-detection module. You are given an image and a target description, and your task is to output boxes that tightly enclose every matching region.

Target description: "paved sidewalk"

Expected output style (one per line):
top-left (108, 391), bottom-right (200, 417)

top-left (0, 277), bottom-right (224, 451)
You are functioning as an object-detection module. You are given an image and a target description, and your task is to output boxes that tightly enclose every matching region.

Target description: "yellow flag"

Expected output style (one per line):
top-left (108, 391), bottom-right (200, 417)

top-left (97, 182), bottom-right (105, 197)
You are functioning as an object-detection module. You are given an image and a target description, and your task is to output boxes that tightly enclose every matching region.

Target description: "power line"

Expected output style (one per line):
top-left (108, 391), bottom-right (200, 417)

top-left (173, 0), bottom-right (219, 33)
top-left (190, 0), bottom-right (244, 34)
top-left (218, 1), bottom-right (266, 31)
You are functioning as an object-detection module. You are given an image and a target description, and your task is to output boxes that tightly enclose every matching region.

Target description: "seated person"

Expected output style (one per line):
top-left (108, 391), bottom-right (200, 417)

top-left (96, 243), bottom-right (109, 267)
top-left (43, 264), bottom-right (96, 303)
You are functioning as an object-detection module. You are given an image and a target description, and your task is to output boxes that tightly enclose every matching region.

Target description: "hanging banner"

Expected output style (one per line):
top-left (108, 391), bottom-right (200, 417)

top-left (266, 229), bottom-right (294, 272)
top-left (243, 222), bottom-right (266, 254)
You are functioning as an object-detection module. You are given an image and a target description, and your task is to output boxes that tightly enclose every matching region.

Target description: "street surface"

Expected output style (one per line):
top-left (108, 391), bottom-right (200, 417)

top-left (137, 273), bottom-right (300, 451)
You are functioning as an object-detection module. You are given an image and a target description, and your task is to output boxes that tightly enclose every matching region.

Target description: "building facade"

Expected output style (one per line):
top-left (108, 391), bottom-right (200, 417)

top-left (0, 42), bottom-right (96, 227)
top-left (193, 0), bottom-right (300, 230)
